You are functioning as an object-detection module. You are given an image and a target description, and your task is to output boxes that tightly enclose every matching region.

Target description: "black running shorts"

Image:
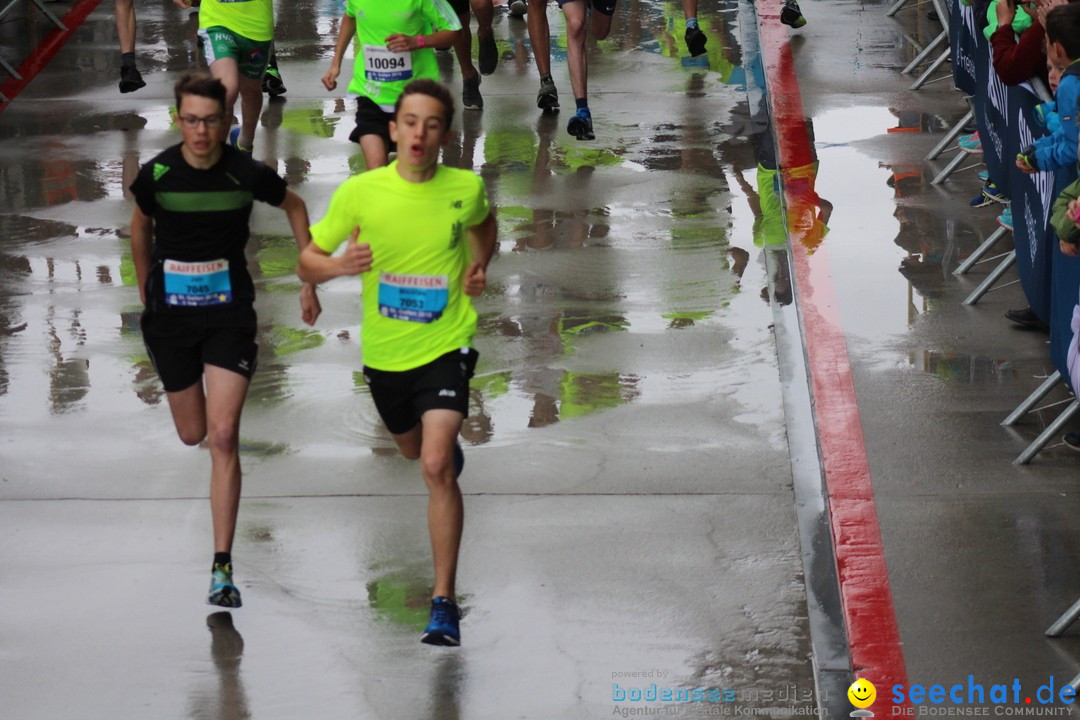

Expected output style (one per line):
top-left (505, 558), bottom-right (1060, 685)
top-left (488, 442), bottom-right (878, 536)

top-left (557, 0), bottom-right (618, 15)
top-left (363, 347), bottom-right (479, 435)
top-left (447, 0), bottom-right (468, 14)
top-left (141, 306), bottom-right (258, 392)
top-left (349, 96), bottom-right (398, 152)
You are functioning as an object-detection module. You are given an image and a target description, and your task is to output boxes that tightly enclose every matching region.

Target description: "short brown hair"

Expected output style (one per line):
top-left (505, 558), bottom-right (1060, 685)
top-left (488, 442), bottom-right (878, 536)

top-left (173, 72), bottom-right (226, 115)
top-left (394, 78), bottom-right (455, 128)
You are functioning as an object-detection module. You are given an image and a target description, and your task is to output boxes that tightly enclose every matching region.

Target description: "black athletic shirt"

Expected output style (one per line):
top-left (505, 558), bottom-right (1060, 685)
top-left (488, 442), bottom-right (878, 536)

top-left (129, 143), bottom-right (288, 314)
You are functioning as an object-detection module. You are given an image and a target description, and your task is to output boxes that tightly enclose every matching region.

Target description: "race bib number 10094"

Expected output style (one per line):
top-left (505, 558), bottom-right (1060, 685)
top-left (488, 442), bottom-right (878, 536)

top-left (363, 45), bottom-right (412, 82)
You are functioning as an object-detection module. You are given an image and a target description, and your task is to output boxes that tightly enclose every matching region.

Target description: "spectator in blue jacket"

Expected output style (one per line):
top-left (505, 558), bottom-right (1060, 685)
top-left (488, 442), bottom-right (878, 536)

top-left (1017, 4), bottom-right (1080, 174)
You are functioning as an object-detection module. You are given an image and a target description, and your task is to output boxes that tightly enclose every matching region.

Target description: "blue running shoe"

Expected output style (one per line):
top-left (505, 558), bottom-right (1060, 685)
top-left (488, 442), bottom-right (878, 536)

top-left (981, 181), bottom-right (1007, 204)
top-left (228, 127), bottom-right (252, 154)
top-left (567, 108), bottom-right (594, 140)
top-left (977, 170), bottom-right (989, 182)
top-left (997, 206), bottom-right (1013, 231)
top-left (208, 562), bottom-right (243, 608)
top-left (421, 596), bottom-right (460, 646)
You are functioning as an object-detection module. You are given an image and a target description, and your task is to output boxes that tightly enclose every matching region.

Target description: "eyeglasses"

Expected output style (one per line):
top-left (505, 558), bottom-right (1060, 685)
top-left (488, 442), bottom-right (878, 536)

top-left (178, 114), bottom-right (224, 129)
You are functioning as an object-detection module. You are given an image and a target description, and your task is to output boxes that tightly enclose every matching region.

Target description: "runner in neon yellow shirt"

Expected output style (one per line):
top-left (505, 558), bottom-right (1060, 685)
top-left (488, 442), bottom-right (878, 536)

top-left (175, 0), bottom-right (275, 154)
top-left (300, 80), bottom-right (496, 647)
top-left (322, 0), bottom-right (461, 171)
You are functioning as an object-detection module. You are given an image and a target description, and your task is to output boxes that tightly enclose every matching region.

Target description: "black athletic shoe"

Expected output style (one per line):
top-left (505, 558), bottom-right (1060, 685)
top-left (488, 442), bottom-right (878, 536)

top-left (1064, 433), bottom-right (1080, 452)
top-left (119, 64), bottom-right (146, 94)
top-left (684, 26), bottom-right (707, 57)
top-left (1004, 307), bottom-right (1048, 330)
top-left (462, 75), bottom-right (483, 111)
top-left (478, 32), bottom-right (498, 75)
top-left (262, 67), bottom-right (287, 97)
top-left (781, 0), bottom-right (807, 28)
top-left (537, 77), bottom-right (559, 113)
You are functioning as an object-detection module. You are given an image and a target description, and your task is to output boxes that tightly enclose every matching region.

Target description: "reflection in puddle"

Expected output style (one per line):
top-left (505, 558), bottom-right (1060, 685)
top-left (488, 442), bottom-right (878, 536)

top-left (910, 350), bottom-right (1015, 384)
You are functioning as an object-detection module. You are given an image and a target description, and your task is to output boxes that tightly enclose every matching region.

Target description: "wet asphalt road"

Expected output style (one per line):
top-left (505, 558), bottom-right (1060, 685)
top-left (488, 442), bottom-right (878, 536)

top-left (9, 0), bottom-right (1080, 717)
top-left (0, 1), bottom-right (819, 718)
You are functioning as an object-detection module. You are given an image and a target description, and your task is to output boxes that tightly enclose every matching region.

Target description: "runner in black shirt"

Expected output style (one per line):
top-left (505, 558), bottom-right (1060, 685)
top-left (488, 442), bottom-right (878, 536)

top-left (129, 72), bottom-right (320, 608)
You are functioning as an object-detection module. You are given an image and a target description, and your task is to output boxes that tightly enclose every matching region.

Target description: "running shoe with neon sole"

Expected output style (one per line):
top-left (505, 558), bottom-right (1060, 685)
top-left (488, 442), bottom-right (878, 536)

top-left (229, 127), bottom-right (253, 154)
top-left (567, 108), bottom-right (594, 141)
top-left (262, 67), bottom-right (287, 97)
top-left (421, 596), bottom-right (460, 646)
top-left (537, 77), bottom-right (559, 113)
top-left (781, 0), bottom-right (807, 28)
top-left (997, 206), bottom-right (1013, 231)
top-left (684, 26), bottom-right (707, 57)
top-left (208, 562), bottom-right (243, 608)
top-left (958, 132), bottom-right (982, 154)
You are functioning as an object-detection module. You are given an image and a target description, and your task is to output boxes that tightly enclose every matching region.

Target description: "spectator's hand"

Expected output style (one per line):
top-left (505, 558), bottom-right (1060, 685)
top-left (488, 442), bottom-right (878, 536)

top-left (338, 227), bottom-right (373, 276)
top-left (1069, 199), bottom-right (1080, 229)
top-left (463, 261), bottom-right (487, 297)
top-left (300, 283), bottom-right (321, 326)
top-left (1016, 154), bottom-right (1038, 173)
top-left (1060, 239), bottom-right (1080, 257)
top-left (322, 64), bottom-right (340, 92)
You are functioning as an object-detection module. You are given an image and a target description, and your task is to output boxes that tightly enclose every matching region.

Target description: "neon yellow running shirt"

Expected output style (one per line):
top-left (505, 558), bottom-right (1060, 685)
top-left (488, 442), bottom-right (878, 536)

top-left (199, 0), bottom-right (274, 42)
top-left (345, 0), bottom-right (461, 110)
top-left (310, 163), bottom-right (490, 371)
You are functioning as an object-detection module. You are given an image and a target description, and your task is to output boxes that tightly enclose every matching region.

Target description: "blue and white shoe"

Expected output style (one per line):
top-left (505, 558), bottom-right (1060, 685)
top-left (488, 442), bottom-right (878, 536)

top-left (228, 127), bottom-right (252, 154)
top-left (981, 182), bottom-right (1007, 204)
top-left (977, 169), bottom-right (989, 182)
top-left (421, 596), bottom-right (460, 646)
top-left (208, 562), bottom-right (243, 608)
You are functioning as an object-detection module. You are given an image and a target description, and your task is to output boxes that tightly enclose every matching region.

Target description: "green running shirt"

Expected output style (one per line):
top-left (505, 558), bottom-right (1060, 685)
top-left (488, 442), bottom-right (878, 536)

top-left (346, 0), bottom-right (461, 110)
top-left (310, 163), bottom-right (490, 371)
top-left (199, 0), bottom-right (274, 42)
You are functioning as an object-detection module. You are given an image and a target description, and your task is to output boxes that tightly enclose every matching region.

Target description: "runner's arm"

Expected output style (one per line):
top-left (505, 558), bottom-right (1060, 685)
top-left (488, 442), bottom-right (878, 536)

top-left (385, 28), bottom-right (461, 53)
top-left (298, 227), bottom-right (372, 285)
top-left (463, 212), bottom-right (497, 297)
top-left (278, 189), bottom-right (322, 325)
top-left (130, 205), bottom-right (153, 306)
top-left (323, 14), bottom-right (357, 91)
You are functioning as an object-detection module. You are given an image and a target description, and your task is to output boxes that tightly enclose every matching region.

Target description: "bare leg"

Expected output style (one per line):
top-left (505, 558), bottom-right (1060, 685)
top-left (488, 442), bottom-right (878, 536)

top-left (561, 1), bottom-right (588, 101)
top-left (389, 409), bottom-right (464, 600)
top-left (419, 410), bottom-right (464, 599)
top-left (359, 135), bottom-right (389, 171)
top-left (115, 0), bottom-right (135, 54)
top-left (236, 74), bottom-right (263, 149)
top-left (207, 57), bottom-right (241, 127)
top-left (203, 365), bottom-right (250, 555)
top-left (527, 0), bottom-right (551, 77)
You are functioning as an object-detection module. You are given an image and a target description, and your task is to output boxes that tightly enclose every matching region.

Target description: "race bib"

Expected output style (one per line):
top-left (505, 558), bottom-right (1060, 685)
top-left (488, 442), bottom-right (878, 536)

top-left (378, 272), bottom-right (448, 323)
top-left (363, 44), bottom-right (412, 83)
top-left (163, 259), bottom-right (232, 307)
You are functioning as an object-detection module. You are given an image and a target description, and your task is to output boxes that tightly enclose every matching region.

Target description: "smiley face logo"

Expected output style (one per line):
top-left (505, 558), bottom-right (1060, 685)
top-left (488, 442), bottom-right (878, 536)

top-left (848, 679), bottom-right (876, 709)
